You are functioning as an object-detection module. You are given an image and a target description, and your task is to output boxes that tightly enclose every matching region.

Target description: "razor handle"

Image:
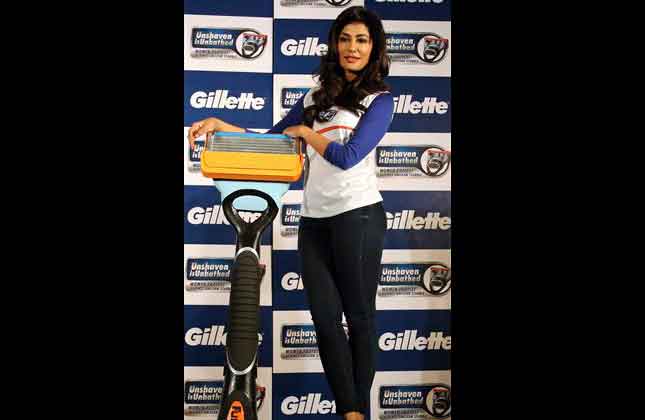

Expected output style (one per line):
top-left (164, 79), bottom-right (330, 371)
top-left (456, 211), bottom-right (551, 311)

top-left (218, 189), bottom-right (278, 420)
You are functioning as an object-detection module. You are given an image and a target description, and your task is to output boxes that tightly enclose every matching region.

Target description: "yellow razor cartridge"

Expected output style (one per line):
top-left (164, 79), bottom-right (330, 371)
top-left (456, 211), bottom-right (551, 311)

top-left (200, 131), bottom-right (304, 182)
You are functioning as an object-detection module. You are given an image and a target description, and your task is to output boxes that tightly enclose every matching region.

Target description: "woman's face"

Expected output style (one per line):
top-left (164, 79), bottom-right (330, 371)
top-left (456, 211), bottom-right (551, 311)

top-left (337, 22), bottom-right (373, 79)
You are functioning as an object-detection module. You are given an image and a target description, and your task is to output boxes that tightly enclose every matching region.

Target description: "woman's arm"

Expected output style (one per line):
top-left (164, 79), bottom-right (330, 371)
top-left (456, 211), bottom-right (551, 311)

top-left (187, 118), bottom-right (245, 149)
top-left (283, 127), bottom-right (333, 157)
top-left (264, 94), bottom-right (306, 134)
top-left (188, 92), bottom-right (309, 149)
top-left (284, 93), bottom-right (395, 170)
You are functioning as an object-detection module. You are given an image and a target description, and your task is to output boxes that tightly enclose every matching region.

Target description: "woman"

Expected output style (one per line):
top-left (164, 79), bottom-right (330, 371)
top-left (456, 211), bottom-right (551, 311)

top-left (188, 6), bottom-right (393, 420)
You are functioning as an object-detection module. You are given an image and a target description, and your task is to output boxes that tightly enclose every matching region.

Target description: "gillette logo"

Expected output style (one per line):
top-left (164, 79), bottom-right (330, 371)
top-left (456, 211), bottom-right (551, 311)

top-left (379, 330), bottom-right (451, 351)
top-left (386, 210), bottom-right (451, 230)
top-left (190, 90), bottom-right (266, 110)
top-left (281, 394), bottom-right (336, 415)
top-left (185, 325), bottom-right (228, 346)
top-left (187, 206), bottom-right (261, 225)
top-left (185, 325), bottom-right (263, 346)
top-left (281, 37), bottom-right (328, 56)
top-left (281, 272), bottom-right (304, 291)
top-left (375, 0), bottom-right (444, 3)
top-left (392, 95), bottom-right (448, 114)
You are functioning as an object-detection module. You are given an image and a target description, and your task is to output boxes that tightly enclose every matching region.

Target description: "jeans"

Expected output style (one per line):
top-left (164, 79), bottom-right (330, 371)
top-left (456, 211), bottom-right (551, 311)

top-left (297, 201), bottom-right (387, 416)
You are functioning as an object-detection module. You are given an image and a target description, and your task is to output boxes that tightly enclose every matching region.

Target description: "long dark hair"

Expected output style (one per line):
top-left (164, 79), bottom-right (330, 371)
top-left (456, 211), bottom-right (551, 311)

top-left (303, 6), bottom-right (390, 127)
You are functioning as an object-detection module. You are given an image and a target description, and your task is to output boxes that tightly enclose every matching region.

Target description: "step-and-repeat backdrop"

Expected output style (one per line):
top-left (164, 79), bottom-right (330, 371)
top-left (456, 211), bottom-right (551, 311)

top-left (184, 1), bottom-right (451, 419)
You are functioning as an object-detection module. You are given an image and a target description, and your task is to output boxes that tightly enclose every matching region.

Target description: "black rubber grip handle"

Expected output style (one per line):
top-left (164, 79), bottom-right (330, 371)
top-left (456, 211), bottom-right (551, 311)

top-left (226, 249), bottom-right (262, 372)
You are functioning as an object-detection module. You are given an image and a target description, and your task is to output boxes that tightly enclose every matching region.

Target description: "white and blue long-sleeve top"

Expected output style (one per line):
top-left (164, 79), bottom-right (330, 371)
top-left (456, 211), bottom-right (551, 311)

top-left (251, 86), bottom-right (394, 218)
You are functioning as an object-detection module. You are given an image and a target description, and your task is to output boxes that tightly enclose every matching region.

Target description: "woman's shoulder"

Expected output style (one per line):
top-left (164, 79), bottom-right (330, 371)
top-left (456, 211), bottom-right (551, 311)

top-left (360, 90), bottom-right (393, 109)
top-left (303, 82), bottom-right (322, 107)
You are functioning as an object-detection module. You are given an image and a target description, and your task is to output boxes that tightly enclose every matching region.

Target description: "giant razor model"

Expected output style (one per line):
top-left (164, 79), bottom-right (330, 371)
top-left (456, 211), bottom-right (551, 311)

top-left (200, 131), bottom-right (304, 420)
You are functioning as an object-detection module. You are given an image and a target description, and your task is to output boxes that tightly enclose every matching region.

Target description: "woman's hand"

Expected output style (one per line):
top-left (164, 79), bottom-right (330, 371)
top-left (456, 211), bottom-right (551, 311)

top-left (187, 117), bottom-right (222, 149)
top-left (283, 125), bottom-right (313, 141)
top-left (284, 125), bottom-right (333, 157)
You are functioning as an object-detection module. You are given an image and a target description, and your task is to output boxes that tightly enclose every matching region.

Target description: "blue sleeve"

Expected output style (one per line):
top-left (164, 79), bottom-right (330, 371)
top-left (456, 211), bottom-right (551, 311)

top-left (245, 94), bottom-right (305, 134)
top-left (323, 93), bottom-right (394, 170)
